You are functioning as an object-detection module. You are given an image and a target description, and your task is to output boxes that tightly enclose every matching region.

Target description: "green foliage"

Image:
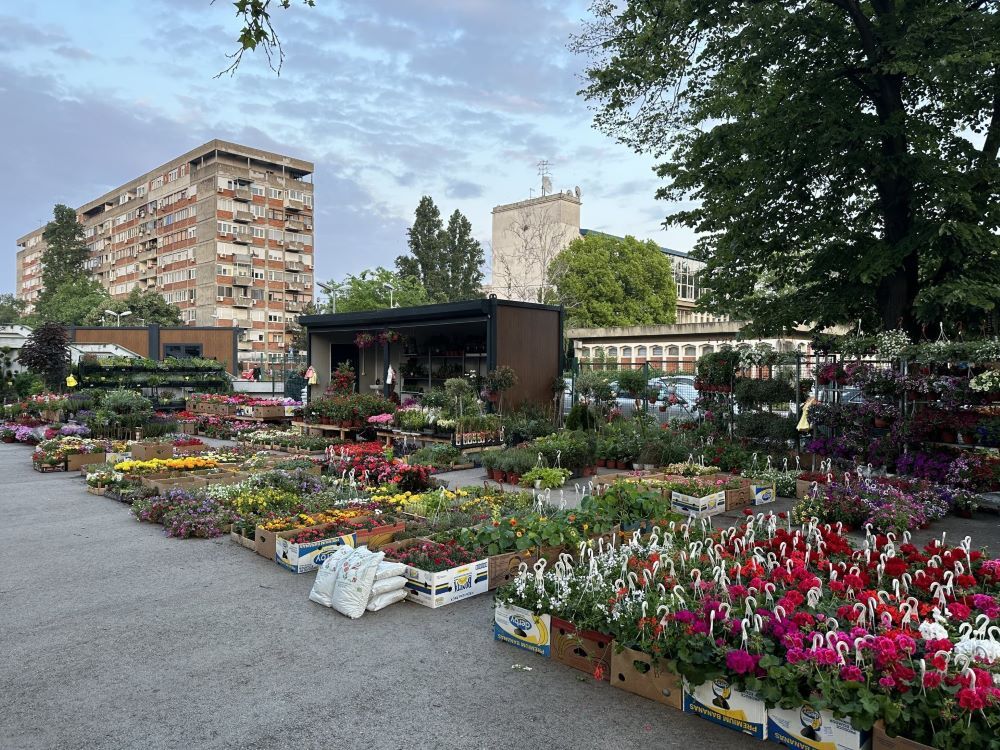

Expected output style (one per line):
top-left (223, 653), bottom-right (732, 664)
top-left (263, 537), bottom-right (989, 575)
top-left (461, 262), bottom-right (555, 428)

top-left (83, 287), bottom-right (183, 327)
top-left (565, 402), bottom-right (598, 431)
top-left (519, 466), bottom-right (570, 489)
top-left (697, 349), bottom-right (739, 386)
top-left (551, 233), bottom-right (677, 327)
top-left (395, 197), bottom-right (484, 303)
top-left (88, 389), bottom-right (154, 436)
top-left (0, 294), bottom-right (26, 326)
top-left (324, 267), bottom-right (430, 313)
top-left (18, 322), bottom-right (71, 390)
top-left (573, 2), bottom-right (1000, 335)
top-left (735, 412), bottom-right (798, 445)
top-left (616, 368), bottom-right (648, 398)
top-left (575, 369), bottom-right (615, 406)
top-left (734, 378), bottom-right (796, 407)
top-left (409, 444), bottom-right (462, 469)
top-left (37, 204), bottom-right (90, 308)
top-left (221, 0), bottom-right (316, 75)
top-left (32, 277), bottom-right (111, 326)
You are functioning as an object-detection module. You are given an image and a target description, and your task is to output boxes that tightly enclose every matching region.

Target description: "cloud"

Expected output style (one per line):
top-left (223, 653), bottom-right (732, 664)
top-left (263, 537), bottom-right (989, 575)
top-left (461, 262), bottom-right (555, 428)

top-left (445, 180), bottom-right (485, 200)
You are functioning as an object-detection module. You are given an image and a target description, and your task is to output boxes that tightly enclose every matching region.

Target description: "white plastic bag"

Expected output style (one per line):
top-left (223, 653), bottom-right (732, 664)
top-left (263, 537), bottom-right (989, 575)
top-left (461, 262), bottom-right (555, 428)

top-left (367, 588), bottom-right (408, 612)
top-left (375, 561), bottom-right (407, 580)
top-left (331, 548), bottom-right (384, 619)
top-left (308, 546), bottom-right (357, 608)
top-left (371, 575), bottom-right (407, 597)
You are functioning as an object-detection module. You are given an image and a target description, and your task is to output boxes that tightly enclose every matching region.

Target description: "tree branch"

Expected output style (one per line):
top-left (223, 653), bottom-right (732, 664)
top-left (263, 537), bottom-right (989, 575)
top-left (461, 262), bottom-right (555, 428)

top-left (980, 68), bottom-right (1000, 167)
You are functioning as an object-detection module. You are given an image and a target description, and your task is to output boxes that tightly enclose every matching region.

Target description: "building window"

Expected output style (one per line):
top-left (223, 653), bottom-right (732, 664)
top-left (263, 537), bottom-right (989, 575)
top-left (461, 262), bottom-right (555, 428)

top-left (580, 347), bottom-right (590, 359)
top-left (636, 346), bottom-right (647, 358)
top-left (651, 345), bottom-right (663, 356)
top-left (621, 346), bottom-right (632, 358)
top-left (667, 346), bottom-right (680, 357)
top-left (606, 346), bottom-right (618, 359)
top-left (593, 347), bottom-right (604, 359)
top-left (683, 345), bottom-right (697, 358)
top-left (164, 344), bottom-right (203, 359)
top-left (701, 344), bottom-right (715, 354)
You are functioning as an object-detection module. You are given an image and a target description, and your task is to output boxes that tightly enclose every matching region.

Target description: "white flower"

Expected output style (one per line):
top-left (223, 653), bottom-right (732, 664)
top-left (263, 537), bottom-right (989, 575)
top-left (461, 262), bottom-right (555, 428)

top-left (919, 621), bottom-right (949, 641)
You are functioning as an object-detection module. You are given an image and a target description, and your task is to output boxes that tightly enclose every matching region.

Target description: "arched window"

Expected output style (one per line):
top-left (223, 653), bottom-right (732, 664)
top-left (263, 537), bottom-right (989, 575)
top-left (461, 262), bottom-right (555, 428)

top-left (621, 346), bottom-right (633, 358)
top-left (593, 347), bottom-right (604, 359)
top-left (683, 345), bottom-right (697, 358)
top-left (580, 347), bottom-right (591, 359)
top-left (606, 346), bottom-right (618, 359)
top-left (701, 344), bottom-right (715, 354)
top-left (667, 346), bottom-right (680, 357)
top-left (651, 345), bottom-right (663, 357)
top-left (636, 346), bottom-right (647, 358)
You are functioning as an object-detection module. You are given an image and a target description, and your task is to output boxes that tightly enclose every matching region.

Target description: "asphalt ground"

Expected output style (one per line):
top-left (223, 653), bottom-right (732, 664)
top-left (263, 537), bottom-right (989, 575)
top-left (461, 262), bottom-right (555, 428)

top-left (4, 444), bottom-right (998, 750)
top-left (0, 443), bottom-right (759, 750)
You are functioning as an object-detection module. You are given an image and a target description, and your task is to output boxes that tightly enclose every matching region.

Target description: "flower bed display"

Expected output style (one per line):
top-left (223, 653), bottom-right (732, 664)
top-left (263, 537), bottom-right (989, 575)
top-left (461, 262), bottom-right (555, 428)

top-left (384, 539), bottom-right (489, 608)
top-left (495, 512), bottom-right (1000, 749)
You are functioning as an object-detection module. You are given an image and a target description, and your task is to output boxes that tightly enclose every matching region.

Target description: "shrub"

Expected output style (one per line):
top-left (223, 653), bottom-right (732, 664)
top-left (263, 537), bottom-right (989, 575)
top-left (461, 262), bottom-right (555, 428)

top-left (565, 402), bottom-right (598, 431)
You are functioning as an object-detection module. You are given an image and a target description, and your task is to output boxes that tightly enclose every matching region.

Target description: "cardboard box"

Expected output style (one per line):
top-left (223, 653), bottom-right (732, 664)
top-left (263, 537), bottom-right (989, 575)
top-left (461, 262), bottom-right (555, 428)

top-left (229, 529), bottom-right (256, 550)
top-left (751, 483), bottom-right (777, 505)
top-left (683, 678), bottom-right (767, 740)
top-left (355, 521), bottom-right (406, 551)
top-left (670, 490), bottom-right (726, 519)
top-left (274, 531), bottom-right (356, 574)
top-left (149, 476), bottom-right (208, 495)
top-left (724, 483), bottom-right (752, 511)
top-left (487, 548), bottom-right (539, 590)
top-left (550, 616), bottom-right (612, 680)
top-left (66, 452), bottom-right (107, 472)
top-left (255, 526), bottom-right (284, 560)
top-left (796, 478), bottom-right (820, 500)
top-left (131, 443), bottom-right (173, 461)
top-left (871, 721), bottom-right (932, 750)
top-left (403, 556), bottom-right (489, 608)
top-left (769, 705), bottom-right (872, 750)
top-left (493, 603), bottom-right (550, 657)
top-left (610, 645), bottom-right (683, 710)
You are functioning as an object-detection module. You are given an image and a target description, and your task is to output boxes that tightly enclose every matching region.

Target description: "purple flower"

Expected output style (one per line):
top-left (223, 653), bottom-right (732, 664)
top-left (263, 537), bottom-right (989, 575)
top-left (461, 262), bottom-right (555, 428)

top-left (725, 649), bottom-right (759, 675)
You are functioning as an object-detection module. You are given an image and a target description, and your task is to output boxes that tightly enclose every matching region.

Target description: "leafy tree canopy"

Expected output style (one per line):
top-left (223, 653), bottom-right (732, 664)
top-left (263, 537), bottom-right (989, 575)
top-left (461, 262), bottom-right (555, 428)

top-left (18, 322), bottom-right (71, 391)
top-left (573, 0), bottom-right (1000, 336)
top-left (83, 288), bottom-right (183, 327)
top-left (321, 267), bottom-right (430, 313)
top-left (31, 277), bottom-right (111, 327)
top-left (396, 196), bottom-right (484, 303)
top-left (551, 233), bottom-right (677, 328)
top-left (37, 204), bottom-right (90, 311)
top-left (0, 294), bottom-right (27, 326)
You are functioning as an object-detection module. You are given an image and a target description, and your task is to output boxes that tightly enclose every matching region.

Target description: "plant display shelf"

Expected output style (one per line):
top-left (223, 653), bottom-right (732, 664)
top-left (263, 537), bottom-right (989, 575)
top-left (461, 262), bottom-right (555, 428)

top-left (293, 420), bottom-right (362, 440)
top-left (229, 414), bottom-right (292, 424)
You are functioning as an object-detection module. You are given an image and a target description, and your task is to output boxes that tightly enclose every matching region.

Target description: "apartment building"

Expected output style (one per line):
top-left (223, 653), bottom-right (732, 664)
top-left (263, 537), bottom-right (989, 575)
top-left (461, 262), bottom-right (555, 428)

top-left (489, 189), bottom-right (724, 326)
top-left (15, 139), bottom-right (315, 365)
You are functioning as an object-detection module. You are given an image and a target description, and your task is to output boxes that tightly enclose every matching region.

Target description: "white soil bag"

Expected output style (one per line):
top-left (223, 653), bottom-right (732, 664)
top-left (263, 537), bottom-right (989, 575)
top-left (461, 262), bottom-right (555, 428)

top-left (374, 561), bottom-right (407, 580)
top-left (370, 576), bottom-right (407, 597)
top-left (367, 588), bottom-right (409, 612)
top-left (308, 546), bottom-right (357, 608)
top-left (331, 548), bottom-right (385, 619)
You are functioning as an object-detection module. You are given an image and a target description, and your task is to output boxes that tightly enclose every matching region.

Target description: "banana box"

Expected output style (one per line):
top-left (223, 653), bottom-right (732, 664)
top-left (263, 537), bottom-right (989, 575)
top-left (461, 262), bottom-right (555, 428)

top-left (670, 490), bottom-right (726, 519)
top-left (274, 532), bottom-right (356, 574)
top-left (683, 678), bottom-right (767, 740)
top-left (751, 483), bottom-right (777, 505)
top-left (493, 603), bottom-right (550, 657)
top-left (768, 705), bottom-right (872, 750)
top-left (404, 558), bottom-right (489, 608)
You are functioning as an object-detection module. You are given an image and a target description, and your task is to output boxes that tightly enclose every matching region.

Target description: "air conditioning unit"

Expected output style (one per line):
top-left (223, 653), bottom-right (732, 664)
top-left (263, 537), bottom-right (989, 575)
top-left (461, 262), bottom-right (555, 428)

top-left (216, 296), bottom-right (224, 301)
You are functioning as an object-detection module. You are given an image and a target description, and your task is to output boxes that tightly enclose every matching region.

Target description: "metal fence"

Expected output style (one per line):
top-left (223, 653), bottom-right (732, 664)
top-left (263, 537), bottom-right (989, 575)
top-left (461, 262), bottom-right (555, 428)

top-left (565, 359), bottom-right (701, 423)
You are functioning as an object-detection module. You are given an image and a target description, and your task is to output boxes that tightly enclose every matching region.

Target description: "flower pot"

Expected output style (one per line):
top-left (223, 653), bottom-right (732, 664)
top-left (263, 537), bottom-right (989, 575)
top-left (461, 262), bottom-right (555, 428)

top-left (533, 479), bottom-right (542, 489)
top-left (508, 473), bottom-right (520, 485)
top-left (596, 458), bottom-right (606, 468)
top-left (955, 508), bottom-right (973, 519)
top-left (939, 429), bottom-right (957, 444)
top-left (658, 405), bottom-right (667, 412)
top-left (616, 460), bottom-right (628, 470)
top-left (959, 431), bottom-right (977, 445)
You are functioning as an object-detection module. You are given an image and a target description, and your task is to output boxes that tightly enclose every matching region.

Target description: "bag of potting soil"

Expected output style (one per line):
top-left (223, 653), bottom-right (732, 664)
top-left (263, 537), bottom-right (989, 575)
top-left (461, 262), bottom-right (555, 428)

top-left (366, 588), bottom-right (408, 612)
top-left (331, 547), bottom-right (385, 619)
top-left (374, 560), bottom-right (407, 580)
top-left (370, 576), bottom-right (407, 597)
top-left (308, 546), bottom-right (357, 608)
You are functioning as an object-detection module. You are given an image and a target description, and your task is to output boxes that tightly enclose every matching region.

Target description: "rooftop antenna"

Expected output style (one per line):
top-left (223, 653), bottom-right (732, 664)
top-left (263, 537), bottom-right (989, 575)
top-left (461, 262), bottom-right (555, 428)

top-left (537, 159), bottom-right (552, 196)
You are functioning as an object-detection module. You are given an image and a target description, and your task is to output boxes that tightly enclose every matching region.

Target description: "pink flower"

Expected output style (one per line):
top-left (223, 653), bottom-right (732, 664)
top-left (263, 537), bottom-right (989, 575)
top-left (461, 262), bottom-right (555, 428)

top-left (922, 672), bottom-right (943, 689)
top-left (879, 676), bottom-right (897, 690)
top-left (725, 649), bottom-right (758, 675)
top-left (840, 665), bottom-right (864, 682)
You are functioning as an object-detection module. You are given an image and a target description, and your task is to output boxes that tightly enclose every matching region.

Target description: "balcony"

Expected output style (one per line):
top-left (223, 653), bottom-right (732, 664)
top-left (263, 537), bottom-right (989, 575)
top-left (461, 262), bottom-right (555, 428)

top-left (284, 218), bottom-right (304, 232)
top-left (237, 340), bottom-right (254, 351)
top-left (233, 273), bottom-right (251, 286)
top-left (285, 320), bottom-right (302, 332)
top-left (285, 301), bottom-right (303, 313)
top-left (233, 209), bottom-right (253, 223)
top-left (233, 187), bottom-right (252, 202)
top-left (285, 261), bottom-right (303, 272)
top-left (233, 296), bottom-right (252, 308)
top-left (283, 197), bottom-right (303, 212)
top-left (286, 281), bottom-right (304, 291)
top-left (285, 240), bottom-right (304, 252)
top-left (232, 233), bottom-right (251, 245)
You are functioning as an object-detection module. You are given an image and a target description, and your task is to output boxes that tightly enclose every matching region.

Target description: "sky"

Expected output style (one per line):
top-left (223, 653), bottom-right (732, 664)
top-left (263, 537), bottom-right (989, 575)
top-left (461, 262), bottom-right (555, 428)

top-left (1, 0), bottom-right (698, 294)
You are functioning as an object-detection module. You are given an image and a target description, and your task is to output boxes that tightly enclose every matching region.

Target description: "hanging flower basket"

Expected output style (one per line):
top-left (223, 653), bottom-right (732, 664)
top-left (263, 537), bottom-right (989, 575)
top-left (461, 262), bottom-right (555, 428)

top-left (378, 329), bottom-right (402, 345)
top-left (354, 332), bottom-right (376, 349)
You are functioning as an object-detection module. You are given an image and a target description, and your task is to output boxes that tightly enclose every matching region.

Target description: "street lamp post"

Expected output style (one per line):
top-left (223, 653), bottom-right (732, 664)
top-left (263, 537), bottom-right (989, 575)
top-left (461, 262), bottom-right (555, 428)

top-left (317, 281), bottom-right (341, 313)
top-left (104, 310), bottom-right (133, 327)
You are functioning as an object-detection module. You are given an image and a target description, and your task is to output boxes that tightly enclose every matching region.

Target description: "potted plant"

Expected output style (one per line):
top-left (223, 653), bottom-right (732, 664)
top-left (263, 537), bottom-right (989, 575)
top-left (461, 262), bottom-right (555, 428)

top-left (520, 466), bottom-right (571, 490)
top-left (952, 488), bottom-right (980, 518)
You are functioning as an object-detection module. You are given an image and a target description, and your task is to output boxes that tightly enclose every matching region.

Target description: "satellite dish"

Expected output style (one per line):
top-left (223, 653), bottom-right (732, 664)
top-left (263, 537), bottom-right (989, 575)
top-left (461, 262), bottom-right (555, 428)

top-left (574, 186), bottom-right (582, 199)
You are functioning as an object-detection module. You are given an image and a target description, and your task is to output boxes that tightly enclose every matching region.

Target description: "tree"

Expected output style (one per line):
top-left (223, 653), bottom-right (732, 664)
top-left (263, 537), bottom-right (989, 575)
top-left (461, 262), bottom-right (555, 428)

top-left (322, 268), bottom-right (430, 313)
top-left (396, 196), bottom-right (446, 301)
top-left (83, 288), bottom-right (183, 327)
top-left (573, 1), bottom-right (1000, 336)
top-left (18, 322), bottom-right (71, 391)
top-left (37, 204), bottom-right (90, 310)
top-left (219, 0), bottom-right (316, 76)
top-left (442, 210), bottom-right (485, 301)
top-left (396, 198), bottom-right (484, 303)
top-left (291, 299), bottom-right (319, 353)
top-left (550, 233), bottom-right (677, 328)
top-left (32, 277), bottom-right (111, 326)
top-left (0, 294), bottom-right (26, 326)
